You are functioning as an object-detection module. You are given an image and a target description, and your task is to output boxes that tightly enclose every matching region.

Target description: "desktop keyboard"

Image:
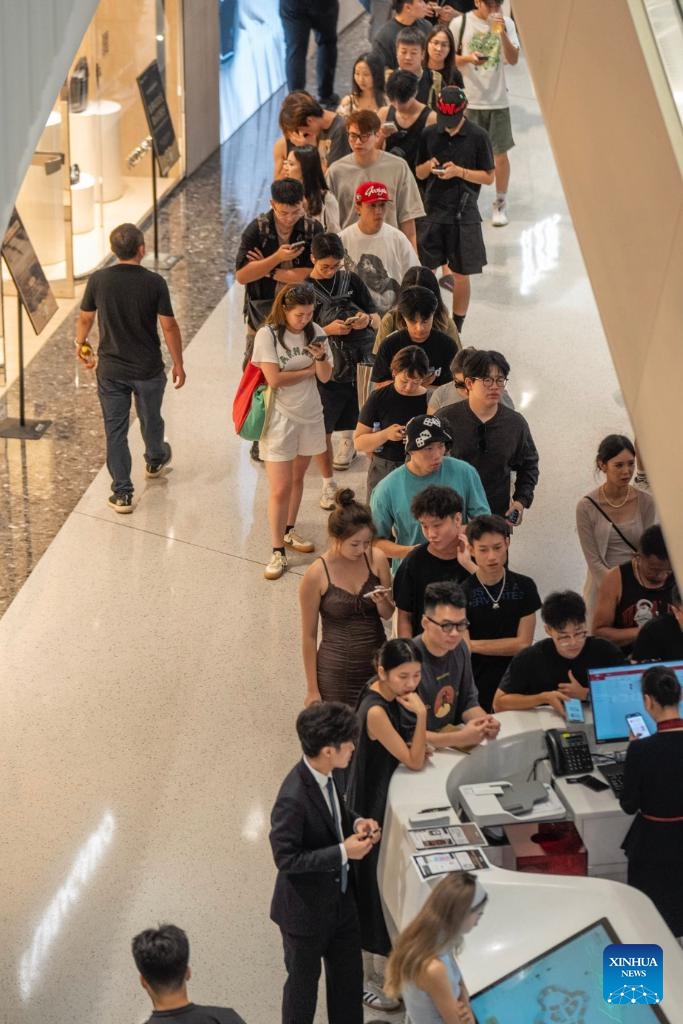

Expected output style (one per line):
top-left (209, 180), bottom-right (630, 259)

top-left (597, 763), bottom-right (625, 798)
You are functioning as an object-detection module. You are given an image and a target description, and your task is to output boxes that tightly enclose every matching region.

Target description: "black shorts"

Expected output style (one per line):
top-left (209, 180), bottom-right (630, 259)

top-left (418, 218), bottom-right (487, 276)
top-left (317, 380), bottom-right (359, 434)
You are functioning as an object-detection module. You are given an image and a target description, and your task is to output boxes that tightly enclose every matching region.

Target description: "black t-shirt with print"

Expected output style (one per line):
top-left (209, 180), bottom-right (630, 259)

top-left (412, 636), bottom-right (480, 732)
top-left (394, 544), bottom-right (470, 635)
top-left (462, 571), bottom-right (541, 711)
top-left (371, 328), bottom-right (457, 385)
top-left (358, 385), bottom-right (428, 462)
top-left (498, 637), bottom-right (626, 696)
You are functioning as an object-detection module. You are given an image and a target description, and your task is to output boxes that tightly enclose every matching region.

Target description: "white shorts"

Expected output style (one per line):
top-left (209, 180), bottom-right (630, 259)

top-left (260, 407), bottom-right (326, 462)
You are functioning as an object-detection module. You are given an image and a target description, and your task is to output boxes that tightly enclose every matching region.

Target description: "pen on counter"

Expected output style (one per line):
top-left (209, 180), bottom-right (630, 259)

top-left (418, 805), bottom-right (450, 814)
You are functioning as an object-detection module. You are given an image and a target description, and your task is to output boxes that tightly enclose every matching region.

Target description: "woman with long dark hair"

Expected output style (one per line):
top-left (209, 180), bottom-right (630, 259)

top-left (620, 666), bottom-right (683, 941)
top-left (252, 283), bottom-right (332, 580)
top-left (337, 52), bottom-right (387, 117)
top-left (282, 144), bottom-right (341, 232)
top-left (424, 26), bottom-right (464, 88)
top-left (385, 872), bottom-right (486, 1022)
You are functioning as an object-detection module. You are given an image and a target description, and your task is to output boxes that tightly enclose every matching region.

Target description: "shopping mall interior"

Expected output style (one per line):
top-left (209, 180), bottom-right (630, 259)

top-left (1, 1), bottom-right (682, 1022)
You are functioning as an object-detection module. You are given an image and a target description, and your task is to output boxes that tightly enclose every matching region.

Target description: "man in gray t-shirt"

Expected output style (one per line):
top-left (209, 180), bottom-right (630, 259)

top-left (410, 582), bottom-right (500, 750)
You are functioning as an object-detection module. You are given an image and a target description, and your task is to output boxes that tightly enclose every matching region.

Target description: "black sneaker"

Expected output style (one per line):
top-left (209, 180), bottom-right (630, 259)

top-left (108, 493), bottom-right (133, 514)
top-left (145, 441), bottom-right (172, 478)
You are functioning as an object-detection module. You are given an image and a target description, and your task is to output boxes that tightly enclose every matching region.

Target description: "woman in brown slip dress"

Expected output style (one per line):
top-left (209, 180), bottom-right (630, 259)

top-left (299, 489), bottom-right (394, 707)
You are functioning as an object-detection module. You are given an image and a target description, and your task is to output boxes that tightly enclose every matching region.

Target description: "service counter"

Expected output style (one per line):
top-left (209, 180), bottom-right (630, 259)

top-left (378, 707), bottom-right (683, 1013)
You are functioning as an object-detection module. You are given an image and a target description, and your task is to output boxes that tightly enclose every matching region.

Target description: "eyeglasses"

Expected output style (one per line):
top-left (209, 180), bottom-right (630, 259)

top-left (556, 630), bottom-right (588, 645)
top-left (453, 379), bottom-right (467, 390)
top-left (347, 131), bottom-right (374, 143)
top-left (475, 376), bottom-right (508, 389)
top-left (425, 615), bottom-right (470, 634)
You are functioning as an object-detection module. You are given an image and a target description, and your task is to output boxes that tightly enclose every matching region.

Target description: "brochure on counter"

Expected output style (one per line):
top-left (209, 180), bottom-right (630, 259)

top-left (408, 822), bottom-right (487, 851)
top-left (412, 847), bottom-right (490, 880)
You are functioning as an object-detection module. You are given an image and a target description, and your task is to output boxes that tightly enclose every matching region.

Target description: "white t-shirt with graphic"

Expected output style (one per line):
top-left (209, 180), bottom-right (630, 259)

top-left (451, 12), bottom-right (519, 109)
top-left (339, 222), bottom-right (420, 314)
top-left (251, 323), bottom-right (329, 425)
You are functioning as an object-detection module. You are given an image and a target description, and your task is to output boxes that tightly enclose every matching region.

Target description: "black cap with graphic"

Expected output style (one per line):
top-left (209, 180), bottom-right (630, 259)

top-left (405, 414), bottom-right (453, 452)
top-left (436, 86), bottom-right (468, 129)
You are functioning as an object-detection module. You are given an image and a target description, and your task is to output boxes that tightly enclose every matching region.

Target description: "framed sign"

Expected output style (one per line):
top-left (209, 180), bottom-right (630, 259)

top-left (137, 61), bottom-right (180, 177)
top-left (1, 208), bottom-right (57, 335)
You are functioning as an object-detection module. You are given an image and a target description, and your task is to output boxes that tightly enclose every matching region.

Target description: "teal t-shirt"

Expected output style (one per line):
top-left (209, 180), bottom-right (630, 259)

top-left (370, 457), bottom-right (490, 567)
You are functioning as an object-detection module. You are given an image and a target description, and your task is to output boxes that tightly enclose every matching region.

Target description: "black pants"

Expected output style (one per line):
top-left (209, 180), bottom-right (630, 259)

top-left (279, 0), bottom-right (339, 100)
top-left (280, 889), bottom-right (363, 1024)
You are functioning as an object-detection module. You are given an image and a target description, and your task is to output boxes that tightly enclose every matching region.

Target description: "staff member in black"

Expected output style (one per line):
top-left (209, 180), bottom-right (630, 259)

top-left (620, 665), bottom-right (683, 940)
top-left (269, 702), bottom-right (381, 1024)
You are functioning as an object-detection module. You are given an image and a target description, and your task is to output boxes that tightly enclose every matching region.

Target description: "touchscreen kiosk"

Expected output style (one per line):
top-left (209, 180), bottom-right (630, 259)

top-left (589, 660), bottom-right (683, 744)
top-left (469, 918), bottom-right (670, 1022)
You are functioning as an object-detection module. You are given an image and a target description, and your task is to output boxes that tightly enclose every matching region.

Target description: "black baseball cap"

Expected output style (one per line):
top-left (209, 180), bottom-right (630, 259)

top-left (436, 87), bottom-right (468, 129)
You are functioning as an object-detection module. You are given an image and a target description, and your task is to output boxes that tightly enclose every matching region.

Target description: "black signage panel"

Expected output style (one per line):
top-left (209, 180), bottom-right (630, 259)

top-left (137, 61), bottom-right (180, 177)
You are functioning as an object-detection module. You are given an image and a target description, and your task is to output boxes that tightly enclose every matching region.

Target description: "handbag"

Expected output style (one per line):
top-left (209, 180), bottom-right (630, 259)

top-left (238, 381), bottom-right (272, 441)
top-left (69, 57), bottom-right (89, 113)
top-left (233, 327), bottom-right (278, 439)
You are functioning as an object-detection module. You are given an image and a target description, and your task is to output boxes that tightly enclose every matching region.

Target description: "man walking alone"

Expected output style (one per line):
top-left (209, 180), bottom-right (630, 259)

top-left (75, 223), bottom-right (186, 513)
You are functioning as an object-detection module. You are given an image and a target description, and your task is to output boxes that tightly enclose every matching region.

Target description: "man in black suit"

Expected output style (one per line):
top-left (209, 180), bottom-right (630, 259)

top-left (270, 702), bottom-right (381, 1024)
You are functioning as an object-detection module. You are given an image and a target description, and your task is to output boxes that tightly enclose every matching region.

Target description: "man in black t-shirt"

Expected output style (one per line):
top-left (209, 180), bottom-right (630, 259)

top-left (493, 590), bottom-right (625, 718)
top-left (416, 87), bottom-right (495, 333)
top-left (371, 285), bottom-right (457, 387)
top-left (462, 515), bottom-right (541, 711)
top-left (132, 923), bottom-right (246, 1024)
top-left (76, 223), bottom-right (185, 514)
top-left (631, 582), bottom-right (683, 662)
top-left (395, 485), bottom-right (475, 637)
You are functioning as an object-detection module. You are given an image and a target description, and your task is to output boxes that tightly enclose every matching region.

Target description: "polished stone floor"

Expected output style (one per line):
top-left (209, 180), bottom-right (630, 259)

top-left (1, 19), bottom-right (646, 1024)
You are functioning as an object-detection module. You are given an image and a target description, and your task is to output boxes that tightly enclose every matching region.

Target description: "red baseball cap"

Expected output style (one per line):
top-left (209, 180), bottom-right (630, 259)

top-left (354, 181), bottom-right (392, 205)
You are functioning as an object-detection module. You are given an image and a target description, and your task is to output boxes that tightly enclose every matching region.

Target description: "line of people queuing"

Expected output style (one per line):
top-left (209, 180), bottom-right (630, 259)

top-left (231, 9), bottom-right (682, 1023)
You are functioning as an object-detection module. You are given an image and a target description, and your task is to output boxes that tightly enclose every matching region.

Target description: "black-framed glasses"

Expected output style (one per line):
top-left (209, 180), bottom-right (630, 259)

top-left (347, 130), bottom-right (373, 143)
top-left (425, 615), bottom-right (470, 634)
top-left (453, 379), bottom-right (467, 390)
top-left (475, 375), bottom-right (508, 389)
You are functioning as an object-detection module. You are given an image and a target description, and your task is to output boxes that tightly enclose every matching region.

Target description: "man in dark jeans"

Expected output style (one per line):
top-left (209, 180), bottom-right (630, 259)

top-left (280, 0), bottom-right (340, 108)
top-left (75, 223), bottom-right (185, 514)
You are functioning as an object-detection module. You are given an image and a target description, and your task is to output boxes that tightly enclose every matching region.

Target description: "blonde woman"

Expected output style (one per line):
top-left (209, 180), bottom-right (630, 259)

top-left (385, 872), bottom-right (487, 1023)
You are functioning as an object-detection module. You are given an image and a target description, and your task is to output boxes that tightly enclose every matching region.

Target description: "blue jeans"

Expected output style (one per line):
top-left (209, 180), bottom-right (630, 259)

top-left (97, 371), bottom-right (167, 495)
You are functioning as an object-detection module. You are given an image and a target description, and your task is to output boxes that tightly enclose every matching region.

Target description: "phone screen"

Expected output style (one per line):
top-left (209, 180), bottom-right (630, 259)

top-left (626, 713), bottom-right (650, 739)
top-left (565, 698), bottom-right (585, 724)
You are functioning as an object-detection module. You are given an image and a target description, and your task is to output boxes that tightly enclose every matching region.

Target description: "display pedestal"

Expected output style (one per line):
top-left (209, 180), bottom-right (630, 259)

top-left (70, 100), bottom-right (123, 202)
top-left (71, 173), bottom-right (96, 234)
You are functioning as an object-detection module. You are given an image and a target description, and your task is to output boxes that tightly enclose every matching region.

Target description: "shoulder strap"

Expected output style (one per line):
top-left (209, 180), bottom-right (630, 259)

top-left (430, 70), bottom-right (443, 108)
top-left (583, 495), bottom-right (638, 553)
top-left (456, 14), bottom-right (467, 55)
top-left (319, 556), bottom-right (332, 584)
top-left (257, 212), bottom-right (272, 246)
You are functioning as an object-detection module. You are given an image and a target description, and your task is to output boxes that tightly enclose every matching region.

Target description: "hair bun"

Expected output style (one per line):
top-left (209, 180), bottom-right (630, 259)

top-left (335, 488), bottom-right (356, 508)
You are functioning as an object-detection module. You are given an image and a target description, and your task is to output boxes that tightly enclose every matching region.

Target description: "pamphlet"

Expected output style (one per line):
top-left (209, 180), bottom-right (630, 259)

top-left (408, 823), bottom-right (487, 851)
top-left (412, 847), bottom-right (489, 880)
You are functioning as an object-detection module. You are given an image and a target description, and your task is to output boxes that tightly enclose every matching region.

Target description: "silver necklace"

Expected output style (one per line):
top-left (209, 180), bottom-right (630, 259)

top-left (478, 569), bottom-right (506, 610)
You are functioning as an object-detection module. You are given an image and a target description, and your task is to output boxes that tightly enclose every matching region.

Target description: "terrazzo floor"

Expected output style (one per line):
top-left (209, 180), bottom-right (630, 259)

top-left (1, 16), bottom-right (645, 1024)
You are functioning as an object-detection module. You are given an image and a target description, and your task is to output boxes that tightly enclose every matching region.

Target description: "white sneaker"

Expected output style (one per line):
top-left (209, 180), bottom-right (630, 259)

top-left (333, 433), bottom-right (356, 470)
top-left (320, 480), bottom-right (338, 510)
top-left (264, 550), bottom-right (287, 580)
top-left (492, 198), bottom-right (509, 227)
top-left (363, 979), bottom-right (402, 1012)
top-left (283, 529), bottom-right (315, 553)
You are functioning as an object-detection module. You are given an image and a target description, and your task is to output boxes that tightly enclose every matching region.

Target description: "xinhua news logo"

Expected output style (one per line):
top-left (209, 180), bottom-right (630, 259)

top-left (603, 944), bottom-right (663, 1005)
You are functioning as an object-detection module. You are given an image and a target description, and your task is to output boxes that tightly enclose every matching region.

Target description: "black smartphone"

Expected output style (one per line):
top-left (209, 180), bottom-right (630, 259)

top-left (567, 775), bottom-right (610, 792)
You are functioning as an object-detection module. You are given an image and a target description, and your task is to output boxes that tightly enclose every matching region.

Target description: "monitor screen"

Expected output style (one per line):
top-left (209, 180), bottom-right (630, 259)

top-left (469, 918), bottom-right (670, 1022)
top-left (589, 660), bottom-right (683, 744)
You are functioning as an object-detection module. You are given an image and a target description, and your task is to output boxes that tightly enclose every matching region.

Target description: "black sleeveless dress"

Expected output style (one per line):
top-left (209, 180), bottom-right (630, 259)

top-left (316, 555), bottom-right (387, 707)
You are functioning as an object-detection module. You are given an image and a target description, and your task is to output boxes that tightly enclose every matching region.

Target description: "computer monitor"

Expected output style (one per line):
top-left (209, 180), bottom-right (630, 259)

top-left (589, 660), bottom-right (683, 744)
top-left (469, 918), bottom-right (670, 1022)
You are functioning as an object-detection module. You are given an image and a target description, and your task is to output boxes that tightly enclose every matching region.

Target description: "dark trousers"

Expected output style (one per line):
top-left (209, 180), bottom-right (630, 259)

top-left (280, 889), bottom-right (363, 1024)
top-left (279, 0), bottom-right (339, 100)
top-left (97, 371), bottom-right (167, 495)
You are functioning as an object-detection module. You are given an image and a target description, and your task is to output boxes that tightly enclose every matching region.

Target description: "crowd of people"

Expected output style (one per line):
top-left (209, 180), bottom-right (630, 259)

top-left (74, 4), bottom-right (681, 1023)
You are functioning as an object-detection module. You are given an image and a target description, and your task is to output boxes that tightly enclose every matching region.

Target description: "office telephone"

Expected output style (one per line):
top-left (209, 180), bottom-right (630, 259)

top-left (545, 729), bottom-right (593, 777)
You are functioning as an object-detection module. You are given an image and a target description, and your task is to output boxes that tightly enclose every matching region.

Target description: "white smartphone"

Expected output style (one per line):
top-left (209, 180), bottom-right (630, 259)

top-left (626, 713), bottom-right (650, 739)
top-left (363, 585), bottom-right (391, 599)
top-left (565, 698), bottom-right (585, 724)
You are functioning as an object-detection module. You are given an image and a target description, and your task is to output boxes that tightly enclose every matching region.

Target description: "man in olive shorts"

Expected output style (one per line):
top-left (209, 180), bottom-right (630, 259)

top-left (452, 0), bottom-right (520, 226)
top-left (416, 87), bottom-right (494, 335)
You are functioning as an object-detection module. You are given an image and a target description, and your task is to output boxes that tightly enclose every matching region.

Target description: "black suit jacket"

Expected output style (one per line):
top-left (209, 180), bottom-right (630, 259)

top-left (270, 760), bottom-right (358, 936)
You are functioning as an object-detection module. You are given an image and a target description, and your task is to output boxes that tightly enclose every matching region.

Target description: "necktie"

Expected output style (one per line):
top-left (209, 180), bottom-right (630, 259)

top-left (326, 776), bottom-right (348, 893)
